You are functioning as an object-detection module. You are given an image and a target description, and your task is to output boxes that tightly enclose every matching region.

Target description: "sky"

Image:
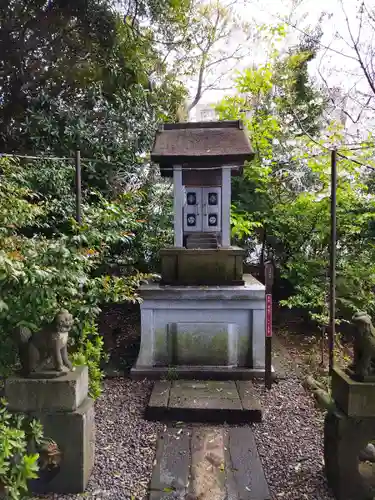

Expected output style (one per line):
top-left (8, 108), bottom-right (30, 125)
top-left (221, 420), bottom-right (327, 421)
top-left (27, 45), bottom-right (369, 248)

top-left (192, 0), bottom-right (364, 99)
top-left (186, 0), bottom-right (374, 135)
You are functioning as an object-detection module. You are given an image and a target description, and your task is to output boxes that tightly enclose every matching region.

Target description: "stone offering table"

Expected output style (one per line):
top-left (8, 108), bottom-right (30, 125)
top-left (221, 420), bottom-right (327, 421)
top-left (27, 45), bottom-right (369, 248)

top-left (5, 366), bottom-right (95, 494)
top-left (131, 120), bottom-right (270, 380)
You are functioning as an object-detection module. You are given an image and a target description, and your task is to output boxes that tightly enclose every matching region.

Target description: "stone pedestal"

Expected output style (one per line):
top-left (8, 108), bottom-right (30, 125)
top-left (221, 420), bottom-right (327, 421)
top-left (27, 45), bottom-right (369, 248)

top-left (160, 246), bottom-right (245, 285)
top-left (324, 368), bottom-right (375, 500)
top-left (332, 367), bottom-right (375, 417)
top-left (4, 366), bottom-right (95, 494)
top-left (131, 274), bottom-right (268, 379)
top-left (324, 413), bottom-right (375, 500)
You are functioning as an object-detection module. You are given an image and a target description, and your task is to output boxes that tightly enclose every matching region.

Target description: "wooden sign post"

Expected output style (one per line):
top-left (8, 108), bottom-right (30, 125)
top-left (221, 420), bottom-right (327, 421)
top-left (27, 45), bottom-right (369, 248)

top-left (264, 260), bottom-right (274, 390)
top-left (75, 149), bottom-right (82, 225)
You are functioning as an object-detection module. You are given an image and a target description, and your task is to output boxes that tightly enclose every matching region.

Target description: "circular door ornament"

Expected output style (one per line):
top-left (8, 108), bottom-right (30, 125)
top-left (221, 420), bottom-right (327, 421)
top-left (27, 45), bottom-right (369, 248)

top-left (208, 214), bottom-right (217, 226)
top-left (187, 192), bottom-right (197, 205)
top-left (208, 193), bottom-right (218, 205)
top-left (187, 214), bottom-right (196, 226)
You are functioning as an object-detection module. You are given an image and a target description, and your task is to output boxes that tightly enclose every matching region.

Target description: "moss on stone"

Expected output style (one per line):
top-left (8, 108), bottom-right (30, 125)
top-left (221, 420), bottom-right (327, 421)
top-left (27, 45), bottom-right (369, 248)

top-left (238, 335), bottom-right (251, 367)
top-left (160, 247), bottom-right (245, 285)
top-left (175, 330), bottom-right (228, 365)
top-left (154, 328), bottom-right (168, 365)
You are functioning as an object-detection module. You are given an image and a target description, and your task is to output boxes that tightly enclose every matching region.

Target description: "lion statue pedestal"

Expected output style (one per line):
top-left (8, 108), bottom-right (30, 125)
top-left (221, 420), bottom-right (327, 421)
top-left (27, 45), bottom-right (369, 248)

top-left (4, 310), bottom-right (95, 494)
top-left (323, 312), bottom-right (375, 500)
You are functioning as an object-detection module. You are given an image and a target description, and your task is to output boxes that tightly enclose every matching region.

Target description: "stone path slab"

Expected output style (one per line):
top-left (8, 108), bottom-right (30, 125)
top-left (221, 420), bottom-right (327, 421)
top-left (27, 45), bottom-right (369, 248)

top-left (146, 380), bottom-right (262, 424)
top-left (149, 425), bottom-right (270, 500)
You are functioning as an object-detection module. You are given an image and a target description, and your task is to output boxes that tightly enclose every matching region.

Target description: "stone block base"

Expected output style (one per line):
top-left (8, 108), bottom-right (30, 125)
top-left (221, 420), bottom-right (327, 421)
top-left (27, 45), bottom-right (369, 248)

top-left (132, 275), bottom-right (266, 377)
top-left (324, 412), bottom-right (375, 500)
top-left (29, 397), bottom-right (95, 494)
top-left (4, 366), bottom-right (88, 412)
top-left (332, 367), bottom-right (375, 417)
top-left (160, 246), bottom-right (245, 285)
top-left (146, 380), bottom-right (262, 423)
top-left (5, 366), bottom-right (95, 494)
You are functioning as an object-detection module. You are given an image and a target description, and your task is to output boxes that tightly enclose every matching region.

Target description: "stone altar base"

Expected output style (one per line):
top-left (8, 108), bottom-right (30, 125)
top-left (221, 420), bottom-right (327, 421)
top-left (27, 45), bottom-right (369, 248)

top-left (131, 275), bottom-right (268, 380)
top-left (4, 366), bottom-right (95, 494)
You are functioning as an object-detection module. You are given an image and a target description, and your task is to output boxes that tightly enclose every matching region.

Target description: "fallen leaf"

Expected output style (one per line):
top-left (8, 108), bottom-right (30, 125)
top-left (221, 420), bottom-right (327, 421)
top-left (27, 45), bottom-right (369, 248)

top-left (295, 462), bottom-right (302, 472)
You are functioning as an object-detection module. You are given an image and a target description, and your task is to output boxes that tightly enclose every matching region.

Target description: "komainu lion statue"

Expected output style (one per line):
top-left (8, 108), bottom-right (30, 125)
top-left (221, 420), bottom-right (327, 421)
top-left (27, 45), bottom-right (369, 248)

top-left (14, 309), bottom-right (75, 377)
top-left (349, 311), bottom-right (375, 380)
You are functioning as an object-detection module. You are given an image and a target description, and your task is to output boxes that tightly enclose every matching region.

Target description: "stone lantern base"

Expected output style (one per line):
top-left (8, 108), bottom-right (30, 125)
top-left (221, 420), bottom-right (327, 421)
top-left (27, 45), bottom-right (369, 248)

top-left (131, 274), bottom-right (269, 379)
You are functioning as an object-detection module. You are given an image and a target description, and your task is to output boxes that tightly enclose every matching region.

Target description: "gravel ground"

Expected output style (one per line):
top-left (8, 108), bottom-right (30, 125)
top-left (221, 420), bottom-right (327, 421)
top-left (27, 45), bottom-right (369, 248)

top-left (34, 378), bottom-right (162, 500)
top-left (32, 305), bottom-right (335, 500)
top-left (250, 340), bottom-right (335, 500)
top-left (34, 368), bottom-right (334, 500)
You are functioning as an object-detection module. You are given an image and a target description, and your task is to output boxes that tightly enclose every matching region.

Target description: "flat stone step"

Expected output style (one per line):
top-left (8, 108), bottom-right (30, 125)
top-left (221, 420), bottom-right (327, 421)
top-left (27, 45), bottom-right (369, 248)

top-left (186, 243), bottom-right (218, 249)
top-left (146, 380), bottom-right (262, 424)
top-left (187, 235), bottom-right (217, 241)
top-left (186, 232), bottom-right (218, 249)
top-left (149, 425), bottom-right (270, 500)
top-left (149, 427), bottom-right (190, 499)
top-left (226, 426), bottom-right (270, 500)
top-left (132, 365), bottom-right (275, 381)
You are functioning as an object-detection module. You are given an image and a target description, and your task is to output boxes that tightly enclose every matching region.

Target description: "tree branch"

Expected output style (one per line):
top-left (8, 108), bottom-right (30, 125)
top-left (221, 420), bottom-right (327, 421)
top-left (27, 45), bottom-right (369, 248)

top-left (340, 0), bottom-right (375, 97)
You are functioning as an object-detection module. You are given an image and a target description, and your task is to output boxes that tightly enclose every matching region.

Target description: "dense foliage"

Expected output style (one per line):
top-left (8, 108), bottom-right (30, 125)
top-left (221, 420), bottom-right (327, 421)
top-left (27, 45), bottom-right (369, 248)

top-left (0, 154), bottom-right (175, 392)
top-left (0, 0), bottom-right (189, 150)
top-left (0, 399), bottom-right (43, 500)
top-left (0, 6), bottom-right (183, 494)
top-left (0, 0), bottom-right (182, 394)
top-left (1, 2), bottom-right (375, 492)
top-left (217, 26), bottom-right (375, 327)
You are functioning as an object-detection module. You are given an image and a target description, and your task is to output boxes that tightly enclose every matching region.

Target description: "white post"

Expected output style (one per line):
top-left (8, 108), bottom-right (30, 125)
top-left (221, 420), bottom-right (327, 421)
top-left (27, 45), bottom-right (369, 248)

top-left (221, 166), bottom-right (231, 247)
top-left (173, 165), bottom-right (183, 247)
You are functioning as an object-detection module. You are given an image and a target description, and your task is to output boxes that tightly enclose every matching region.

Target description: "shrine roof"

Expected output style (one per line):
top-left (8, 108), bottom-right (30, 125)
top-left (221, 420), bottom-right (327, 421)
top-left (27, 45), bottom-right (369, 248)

top-left (151, 120), bottom-right (254, 168)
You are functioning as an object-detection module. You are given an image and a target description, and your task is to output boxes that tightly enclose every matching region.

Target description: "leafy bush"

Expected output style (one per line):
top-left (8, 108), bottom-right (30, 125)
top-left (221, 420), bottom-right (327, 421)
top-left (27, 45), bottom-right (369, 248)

top-left (71, 321), bottom-right (106, 399)
top-left (0, 399), bottom-right (43, 500)
top-left (0, 157), bottom-right (158, 388)
top-left (216, 35), bottom-right (375, 328)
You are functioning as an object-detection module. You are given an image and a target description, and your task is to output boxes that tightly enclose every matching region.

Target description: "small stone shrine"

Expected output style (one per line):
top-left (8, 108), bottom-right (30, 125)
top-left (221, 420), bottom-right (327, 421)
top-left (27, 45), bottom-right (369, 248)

top-left (4, 310), bottom-right (95, 494)
top-left (132, 120), bottom-right (267, 378)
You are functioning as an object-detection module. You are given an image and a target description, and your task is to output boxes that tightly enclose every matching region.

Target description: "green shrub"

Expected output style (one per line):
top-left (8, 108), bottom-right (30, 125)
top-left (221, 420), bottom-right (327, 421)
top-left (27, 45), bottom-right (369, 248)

top-left (71, 321), bottom-right (106, 399)
top-left (0, 399), bottom-right (43, 500)
top-left (0, 157), bottom-right (155, 394)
